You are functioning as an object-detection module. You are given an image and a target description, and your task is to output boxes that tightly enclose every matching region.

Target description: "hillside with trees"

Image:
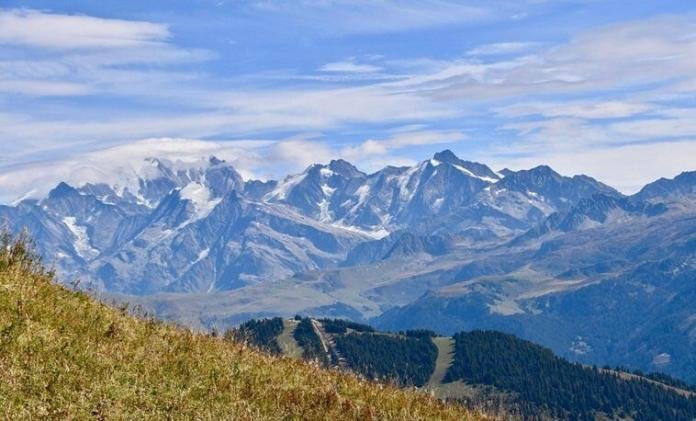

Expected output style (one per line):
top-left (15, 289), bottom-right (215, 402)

top-left (293, 317), bottom-right (332, 366)
top-left (334, 333), bottom-right (437, 387)
top-left (233, 316), bottom-right (696, 420)
top-left (445, 331), bottom-right (696, 420)
top-left (226, 317), bottom-right (284, 354)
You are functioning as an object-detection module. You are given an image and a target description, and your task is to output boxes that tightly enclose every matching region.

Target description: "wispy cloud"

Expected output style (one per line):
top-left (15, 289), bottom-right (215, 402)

top-left (1, 6), bottom-right (695, 200)
top-left (0, 9), bottom-right (170, 49)
top-left (0, 10), bottom-right (211, 99)
top-left (391, 15), bottom-right (696, 101)
top-left (482, 139), bottom-right (696, 194)
top-left (466, 42), bottom-right (540, 56)
top-left (0, 138), bottom-right (273, 203)
top-left (249, 0), bottom-right (489, 35)
top-left (342, 129), bottom-right (466, 159)
top-left (496, 100), bottom-right (654, 120)
top-left (319, 59), bottom-right (382, 74)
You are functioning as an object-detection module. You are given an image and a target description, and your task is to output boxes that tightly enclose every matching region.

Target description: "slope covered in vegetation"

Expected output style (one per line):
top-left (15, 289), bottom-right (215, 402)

top-left (234, 316), bottom-right (696, 419)
top-left (227, 317), bottom-right (284, 354)
top-left (334, 333), bottom-right (438, 387)
top-left (445, 330), bottom-right (696, 420)
top-left (0, 233), bottom-right (480, 419)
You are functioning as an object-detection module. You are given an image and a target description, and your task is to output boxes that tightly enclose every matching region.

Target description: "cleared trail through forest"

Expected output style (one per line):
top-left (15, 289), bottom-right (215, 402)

top-left (427, 337), bottom-right (455, 388)
top-left (277, 319), bottom-right (304, 358)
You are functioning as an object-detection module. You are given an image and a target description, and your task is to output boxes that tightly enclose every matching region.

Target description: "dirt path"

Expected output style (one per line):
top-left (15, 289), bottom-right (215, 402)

top-left (310, 319), bottom-right (349, 368)
top-left (310, 319), bottom-right (330, 354)
top-left (276, 319), bottom-right (304, 359)
top-left (426, 336), bottom-right (455, 388)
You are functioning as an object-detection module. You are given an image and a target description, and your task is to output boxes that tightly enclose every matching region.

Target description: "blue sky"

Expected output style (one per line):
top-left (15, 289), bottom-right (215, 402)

top-left (1, 0), bottom-right (696, 200)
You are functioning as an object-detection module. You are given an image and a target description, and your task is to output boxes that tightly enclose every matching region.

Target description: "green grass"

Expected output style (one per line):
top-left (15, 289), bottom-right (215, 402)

top-left (0, 232), bottom-right (484, 419)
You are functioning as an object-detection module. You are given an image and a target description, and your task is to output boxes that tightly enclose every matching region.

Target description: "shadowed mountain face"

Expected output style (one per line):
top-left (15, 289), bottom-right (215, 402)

top-left (1, 151), bottom-right (694, 382)
top-left (0, 150), bottom-right (619, 294)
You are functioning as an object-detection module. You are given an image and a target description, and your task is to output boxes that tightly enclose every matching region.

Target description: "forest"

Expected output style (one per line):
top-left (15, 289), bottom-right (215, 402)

top-left (445, 330), bottom-right (696, 420)
top-left (319, 318), bottom-right (375, 334)
top-left (293, 317), bottom-right (332, 366)
top-left (225, 317), bottom-right (284, 354)
top-left (224, 317), bottom-right (696, 419)
top-left (334, 332), bottom-right (437, 387)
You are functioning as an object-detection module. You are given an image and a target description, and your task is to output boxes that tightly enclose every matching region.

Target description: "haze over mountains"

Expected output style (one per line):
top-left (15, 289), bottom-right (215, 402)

top-left (1, 150), bottom-right (694, 382)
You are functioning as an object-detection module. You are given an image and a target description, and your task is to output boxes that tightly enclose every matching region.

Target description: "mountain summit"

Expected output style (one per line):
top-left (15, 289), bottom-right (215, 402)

top-left (1, 151), bottom-right (694, 383)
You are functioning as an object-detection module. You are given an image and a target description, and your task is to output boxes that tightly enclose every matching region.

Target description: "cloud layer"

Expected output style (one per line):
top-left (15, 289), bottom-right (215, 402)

top-left (0, 4), bottom-right (695, 199)
top-left (0, 9), bottom-right (170, 49)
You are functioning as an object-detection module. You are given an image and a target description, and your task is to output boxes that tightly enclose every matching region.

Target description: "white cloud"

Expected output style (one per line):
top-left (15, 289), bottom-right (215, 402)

top-left (482, 140), bottom-right (696, 194)
top-left (0, 79), bottom-right (91, 96)
top-left (0, 10), bottom-right (211, 99)
top-left (0, 138), bottom-right (272, 203)
top-left (497, 100), bottom-right (653, 120)
top-left (467, 42), bottom-right (540, 56)
top-left (340, 129), bottom-right (466, 164)
top-left (267, 139), bottom-right (335, 175)
top-left (391, 15), bottom-right (696, 101)
top-left (319, 60), bottom-right (382, 74)
top-left (1, 8), bottom-right (695, 199)
top-left (609, 108), bottom-right (696, 139)
top-left (216, 86), bottom-right (454, 132)
top-left (0, 9), bottom-right (170, 49)
top-left (251, 1), bottom-right (488, 35)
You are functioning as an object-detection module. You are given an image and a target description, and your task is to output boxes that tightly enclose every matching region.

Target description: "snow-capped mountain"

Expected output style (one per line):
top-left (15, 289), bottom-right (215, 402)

top-left (0, 150), bottom-right (639, 294)
top-left (1, 151), bottom-right (694, 382)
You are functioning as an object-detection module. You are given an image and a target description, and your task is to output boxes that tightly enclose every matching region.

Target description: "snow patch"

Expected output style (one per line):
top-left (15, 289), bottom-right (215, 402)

top-left (332, 222), bottom-right (390, 239)
top-left (453, 164), bottom-right (498, 183)
top-left (570, 337), bottom-right (592, 355)
top-left (432, 197), bottom-right (444, 211)
top-left (194, 248), bottom-right (209, 264)
top-left (429, 157), bottom-right (498, 183)
top-left (62, 216), bottom-right (99, 259)
top-left (395, 163), bottom-right (423, 201)
top-left (318, 198), bottom-right (332, 222)
top-left (180, 182), bottom-right (221, 221)
top-left (267, 173), bottom-right (307, 201)
top-left (319, 167), bottom-right (334, 178)
top-left (488, 298), bottom-right (524, 315)
top-left (320, 183), bottom-right (336, 197)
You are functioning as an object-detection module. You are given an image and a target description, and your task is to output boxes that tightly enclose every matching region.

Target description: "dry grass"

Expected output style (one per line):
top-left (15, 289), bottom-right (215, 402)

top-left (0, 232), bottom-right (486, 420)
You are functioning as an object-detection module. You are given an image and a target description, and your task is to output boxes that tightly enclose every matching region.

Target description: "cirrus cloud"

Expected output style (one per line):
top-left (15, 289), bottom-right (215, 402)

top-left (0, 9), bottom-right (170, 49)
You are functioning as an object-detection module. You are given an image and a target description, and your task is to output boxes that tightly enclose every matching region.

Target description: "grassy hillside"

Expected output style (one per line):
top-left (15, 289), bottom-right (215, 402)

top-left (0, 233), bottom-right (481, 420)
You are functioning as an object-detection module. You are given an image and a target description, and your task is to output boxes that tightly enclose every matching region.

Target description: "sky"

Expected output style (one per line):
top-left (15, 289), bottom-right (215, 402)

top-left (1, 0), bottom-right (696, 202)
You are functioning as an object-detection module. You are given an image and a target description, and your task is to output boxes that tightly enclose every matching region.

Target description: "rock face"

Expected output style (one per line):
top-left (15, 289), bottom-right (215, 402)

top-left (2, 151), bottom-right (694, 382)
top-left (2, 150), bottom-right (618, 294)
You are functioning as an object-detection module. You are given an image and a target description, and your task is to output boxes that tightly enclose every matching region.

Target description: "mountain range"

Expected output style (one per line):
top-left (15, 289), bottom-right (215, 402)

top-left (1, 150), bottom-right (694, 383)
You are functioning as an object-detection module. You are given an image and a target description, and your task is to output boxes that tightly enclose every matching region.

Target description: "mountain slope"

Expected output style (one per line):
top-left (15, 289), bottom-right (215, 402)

top-left (1, 151), bottom-right (694, 384)
top-left (0, 150), bottom-right (617, 296)
top-left (0, 233), bottom-right (478, 419)
top-left (233, 317), bottom-right (696, 420)
top-left (636, 171), bottom-right (696, 204)
top-left (374, 209), bottom-right (696, 382)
